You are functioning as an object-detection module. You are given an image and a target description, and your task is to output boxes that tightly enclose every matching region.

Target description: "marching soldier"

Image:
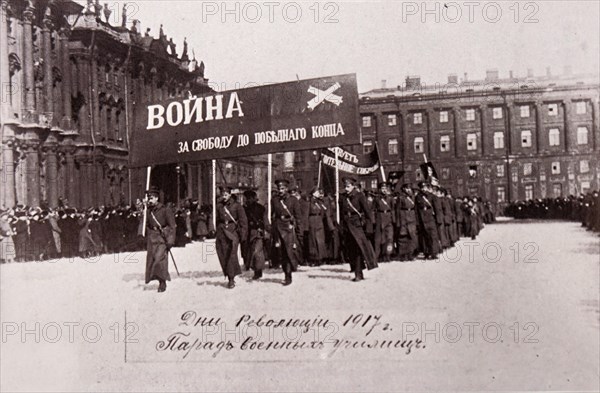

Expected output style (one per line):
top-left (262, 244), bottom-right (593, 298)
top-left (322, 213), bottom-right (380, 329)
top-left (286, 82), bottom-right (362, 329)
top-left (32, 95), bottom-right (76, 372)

top-left (271, 179), bottom-right (304, 285)
top-left (395, 183), bottom-right (418, 261)
top-left (373, 181), bottom-right (395, 262)
top-left (431, 186), bottom-right (449, 249)
top-left (416, 182), bottom-right (441, 259)
top-left (304, 187), bottom-right (328, 266)
top-left (340, 177), bottom-right (377, 281)
top-left (215, 186), bottom-right (248, 289)
top-left (139, 186), bottom-right (176, 293)
top-left (243, 190), bottom-right (268, 280)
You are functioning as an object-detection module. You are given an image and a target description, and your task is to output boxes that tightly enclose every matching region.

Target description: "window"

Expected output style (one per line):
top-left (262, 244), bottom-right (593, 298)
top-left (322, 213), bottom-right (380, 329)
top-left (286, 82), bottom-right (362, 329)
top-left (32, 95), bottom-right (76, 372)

top-left (523, 163), bottom-right (533, 176)
top-left (362, 116), bottom-right (371, 127)
top-left (520, 105), bottom-right (530, 118)
top-left (388, 138), bottom-right (398, 155)
top-left (467, 133), bottom-right (477, 150)
top-left (580, 160), bottom-right (589, 173)
top-left (387, 114), bottom-right (397, 126)
top-left (496, 164), bottom-right (505, 177)
top-left (577, 127), bottom-right (589, 145)
top-left (551, 162), bottom-right (561, 175)
top-left (548, 103), bottom-right (558, 116)
top-left (548, 128), bottom-right (560, 146)
top-left (414, 137), bottom-right (424, 153)
top-left (494, 132), bottom-right (505, 149)
top-left (497, 186), bottom-right (506, 202)
top-left (492, 107), bottom-right (503, 119)
top-left (363, 140), bottom-right (373, 154)
top-left (413, 112), bottom-right (423, 124)
top-left (553, 184), bottom-right (563, 197)
top-left (581, 181), bottom-right (591, 193)
top-left (441, 168), bottom-right (450, 180)
top-left (440, 135), bottom-right (450, 152)
top-left (439, 111), bottom-right (448, 123)
top-left (468, 165), bottom-right (478, 178)
top-left (521, 130), bottom-right (532, 147)
top-left (370, 179), bottom-right (378, 189)
top-left (576, 101), bottom-right (587, 114)
top-left (525, 185), bottom-right (534, 200)
top-left (465, 108), bottom-right (475, 121)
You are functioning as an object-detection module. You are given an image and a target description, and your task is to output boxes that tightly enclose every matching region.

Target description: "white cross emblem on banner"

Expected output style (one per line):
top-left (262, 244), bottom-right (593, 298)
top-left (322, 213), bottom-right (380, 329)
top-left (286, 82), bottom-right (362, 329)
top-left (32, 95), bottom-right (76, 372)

top-left (307, 82), bottom-right (343, 110)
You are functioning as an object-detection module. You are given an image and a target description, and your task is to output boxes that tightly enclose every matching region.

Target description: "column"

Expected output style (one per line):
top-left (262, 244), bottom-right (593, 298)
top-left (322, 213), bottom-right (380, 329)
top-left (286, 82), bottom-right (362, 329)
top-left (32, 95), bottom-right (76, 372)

top-left (43, 143), bottom-right (58, 208)
top-left (64, 147), bottom-right (77, 206)
top-left (91, 55), bottom-right (100, 137)
top-left (78, 157), bottom-right (92, 208)
top-left (60, 28), bottom-right (72, 130)
top-left (1, 0), bottom-right (10, 121)
top-left (22, 5), bottom-right (36, 118)
top-left (78, 58), bottom-right (89, 133)
top-left (24, 139), bottom-right (40, 207)
top-left (1, 132), bottom-right (16, 207)
top-left (42, 14), bottom-right (53, 114)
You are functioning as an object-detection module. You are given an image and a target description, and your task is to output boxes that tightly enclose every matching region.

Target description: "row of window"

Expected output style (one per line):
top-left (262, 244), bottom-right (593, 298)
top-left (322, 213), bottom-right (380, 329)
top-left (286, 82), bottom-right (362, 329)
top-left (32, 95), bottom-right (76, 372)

top-left (362, 101), bottom-right (589, 127)
top-left (365, 127), bottom-right (590, 155)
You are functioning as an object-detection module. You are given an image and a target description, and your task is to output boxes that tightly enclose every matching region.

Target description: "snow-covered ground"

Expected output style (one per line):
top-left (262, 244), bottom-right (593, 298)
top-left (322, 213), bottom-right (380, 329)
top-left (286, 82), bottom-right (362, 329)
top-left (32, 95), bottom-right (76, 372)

top-left (1, 220), bottom-right (599, 392)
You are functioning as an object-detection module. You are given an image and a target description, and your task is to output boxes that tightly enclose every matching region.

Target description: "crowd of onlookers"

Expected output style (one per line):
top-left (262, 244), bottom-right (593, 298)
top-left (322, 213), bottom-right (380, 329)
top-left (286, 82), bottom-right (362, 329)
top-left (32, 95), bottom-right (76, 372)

top-left (505, 190), bottom-right (600, 233)
top-left (0, 200), bottom-right (215, 263)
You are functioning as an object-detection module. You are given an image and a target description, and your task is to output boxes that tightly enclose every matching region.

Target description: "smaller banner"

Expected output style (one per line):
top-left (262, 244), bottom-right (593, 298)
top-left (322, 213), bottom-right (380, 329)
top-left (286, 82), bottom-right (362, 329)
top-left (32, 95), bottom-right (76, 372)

top-left (419, 162), bottom-right (440, 186)
top-left (321, 146), bottom-right (380, 175)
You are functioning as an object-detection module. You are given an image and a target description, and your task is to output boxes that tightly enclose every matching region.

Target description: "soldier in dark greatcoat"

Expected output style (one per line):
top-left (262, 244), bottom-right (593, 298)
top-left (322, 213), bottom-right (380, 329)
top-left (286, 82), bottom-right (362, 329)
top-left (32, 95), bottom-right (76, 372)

top-left (340, 177), bottom-right (377, 281)
top-left (243, 190), bottom-right (269, 279)
top-left (416, 182), bottom-right (441, 259)
top-left (140, 187), bottom-right (176, 293)
top-left (373, 181), bottom-right (395, 262)
top-left (271, 179), bottom-right (304, 286)
top-left (215, 187), bottom-right (248, 289)
top-left (303, 187), bottom-right (328, 266)
top-left (395, 183), bottom-right (419, 261)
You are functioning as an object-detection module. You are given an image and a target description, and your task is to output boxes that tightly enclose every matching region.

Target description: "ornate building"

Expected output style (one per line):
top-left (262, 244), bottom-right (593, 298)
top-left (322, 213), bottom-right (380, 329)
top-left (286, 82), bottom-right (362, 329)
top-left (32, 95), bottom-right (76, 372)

top-left (0, 0), bottom-right (271, 209)
top-left (291, 69), bottom-right (600, 207)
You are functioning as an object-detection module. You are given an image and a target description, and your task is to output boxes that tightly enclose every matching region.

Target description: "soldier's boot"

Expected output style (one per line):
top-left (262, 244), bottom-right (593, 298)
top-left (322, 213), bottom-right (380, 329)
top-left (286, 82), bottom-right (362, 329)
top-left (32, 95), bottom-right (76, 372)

top-left (283, 272), bottom-right (292, 286)
top-left (227, 277), bottom-right (236, 289)
top-left (158, 280), bottom-right (167, 293)
top-left (252, 270), bottom-right (262, 280)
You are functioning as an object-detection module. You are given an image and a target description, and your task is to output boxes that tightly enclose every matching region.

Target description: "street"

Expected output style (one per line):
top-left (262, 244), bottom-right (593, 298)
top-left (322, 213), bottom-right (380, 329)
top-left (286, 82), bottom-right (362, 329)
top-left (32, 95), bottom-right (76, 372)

top-left (1, 219), bottom-right (599, 392)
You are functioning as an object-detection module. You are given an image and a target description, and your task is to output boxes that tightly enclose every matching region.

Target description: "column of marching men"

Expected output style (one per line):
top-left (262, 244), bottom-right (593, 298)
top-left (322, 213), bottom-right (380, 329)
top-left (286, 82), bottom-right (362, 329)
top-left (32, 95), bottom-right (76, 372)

top-left (0, 179), bottom-right (494, 290)
top-left (505, 190), bottom-right (600, 232)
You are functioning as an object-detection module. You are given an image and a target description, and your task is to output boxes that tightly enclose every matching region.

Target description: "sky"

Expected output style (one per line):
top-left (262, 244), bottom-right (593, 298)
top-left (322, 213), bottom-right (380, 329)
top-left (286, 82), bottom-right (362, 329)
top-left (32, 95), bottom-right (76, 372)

top-left (79, 0), bottom-right (600, 92)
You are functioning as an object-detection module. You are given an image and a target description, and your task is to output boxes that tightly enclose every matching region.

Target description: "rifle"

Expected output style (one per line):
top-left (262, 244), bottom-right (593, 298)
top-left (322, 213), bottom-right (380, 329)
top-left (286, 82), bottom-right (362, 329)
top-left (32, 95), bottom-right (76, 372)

top-left (149, 210), bottom-right (181, 277)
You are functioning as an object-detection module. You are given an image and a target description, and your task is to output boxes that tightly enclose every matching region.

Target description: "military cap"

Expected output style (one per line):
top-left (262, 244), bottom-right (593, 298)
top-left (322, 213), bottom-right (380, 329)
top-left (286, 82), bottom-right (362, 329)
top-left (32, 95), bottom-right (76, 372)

top-left (378, 181), bottom-right (392, 189)
top-left (219, 185), bottom-right (233, 194)
top-left (342, 177), bottom-right (357, 185)
top-left (401, 183), bottom-right (412, 189)
top-left (274, 179), bottom-right (290, 187)
top-left (418, 181), bottom-right (429, 188)
top-left (145, 186), bottom-right (161, 197)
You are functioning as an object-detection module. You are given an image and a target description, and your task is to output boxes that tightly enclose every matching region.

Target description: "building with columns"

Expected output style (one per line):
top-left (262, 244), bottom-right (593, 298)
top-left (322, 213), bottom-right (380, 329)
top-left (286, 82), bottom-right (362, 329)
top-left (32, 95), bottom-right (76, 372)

top-left (290, 69), bottom-right (599, 207)
top-left (0, 0), bottom-right (273, 209)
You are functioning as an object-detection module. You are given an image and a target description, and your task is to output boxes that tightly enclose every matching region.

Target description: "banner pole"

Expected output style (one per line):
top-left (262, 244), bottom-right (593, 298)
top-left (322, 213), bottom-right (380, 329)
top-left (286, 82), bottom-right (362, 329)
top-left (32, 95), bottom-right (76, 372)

top-left (423, 153), bottom-right (428, 163)
top-left (268, 154), bottom-right (272, 221)
top-left (212, 159), bottom-right (216, 231)
top-left (375, 142), bottom-right (386, 182)
top-left (335, 148), bottom-right (340, 224)
top-left (142, 166), bottom-right (151, 237)
top-left (317, 158), bottom-right (323, 188)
